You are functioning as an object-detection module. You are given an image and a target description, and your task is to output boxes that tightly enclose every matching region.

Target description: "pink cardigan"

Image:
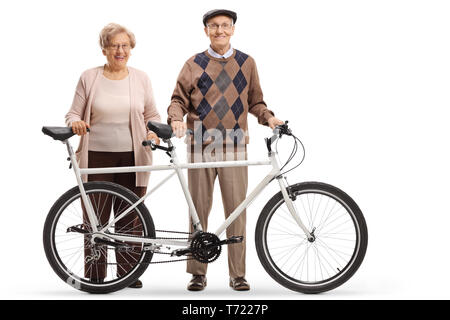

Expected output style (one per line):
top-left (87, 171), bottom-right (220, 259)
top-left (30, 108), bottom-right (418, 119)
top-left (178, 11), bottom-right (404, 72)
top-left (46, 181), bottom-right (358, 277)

top-left (65, 66), bottom-right (161, 187)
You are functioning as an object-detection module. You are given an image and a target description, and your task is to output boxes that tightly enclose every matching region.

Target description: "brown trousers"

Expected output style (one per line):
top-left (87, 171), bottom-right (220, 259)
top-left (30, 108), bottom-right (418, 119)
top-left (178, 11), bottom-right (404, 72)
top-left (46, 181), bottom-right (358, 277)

top-left (84, 151), bottom-right (147, 280)
top-left (186, 147), bottom-right (248, 278)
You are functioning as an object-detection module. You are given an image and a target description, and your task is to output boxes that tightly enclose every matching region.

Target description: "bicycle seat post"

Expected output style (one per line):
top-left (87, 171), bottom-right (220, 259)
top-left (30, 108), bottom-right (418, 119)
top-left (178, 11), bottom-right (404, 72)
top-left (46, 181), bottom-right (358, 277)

top-left (166, 136), bottom-right (203, 232)
top-left (63, 138), bottom-right (99, 232)
top-left (63, 138), bottom-right (75, 160)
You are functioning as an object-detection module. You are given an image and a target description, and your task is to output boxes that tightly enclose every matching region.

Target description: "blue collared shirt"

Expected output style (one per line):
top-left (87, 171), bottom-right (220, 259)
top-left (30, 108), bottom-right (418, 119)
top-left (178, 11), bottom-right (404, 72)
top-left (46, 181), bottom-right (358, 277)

top-left (208, 45), bottom-right (234, 59)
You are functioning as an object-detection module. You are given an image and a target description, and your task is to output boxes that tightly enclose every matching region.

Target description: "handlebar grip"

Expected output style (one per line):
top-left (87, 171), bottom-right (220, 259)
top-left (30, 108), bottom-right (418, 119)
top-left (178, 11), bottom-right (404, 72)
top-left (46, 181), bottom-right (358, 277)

top-left (70, 126), bottom-right (90, 134)
top-left (142, 139), bottom-right (155, 147)
top-left (266, 121), bottom-right (290, 152)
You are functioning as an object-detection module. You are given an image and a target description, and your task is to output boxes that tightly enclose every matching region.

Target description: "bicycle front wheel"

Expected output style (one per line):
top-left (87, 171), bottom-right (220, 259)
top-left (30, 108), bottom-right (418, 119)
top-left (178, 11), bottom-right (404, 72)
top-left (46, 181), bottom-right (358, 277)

top-left (43, 181), bottom-right (155, 293)
top-left (255, 181), bottom-right (368, 294)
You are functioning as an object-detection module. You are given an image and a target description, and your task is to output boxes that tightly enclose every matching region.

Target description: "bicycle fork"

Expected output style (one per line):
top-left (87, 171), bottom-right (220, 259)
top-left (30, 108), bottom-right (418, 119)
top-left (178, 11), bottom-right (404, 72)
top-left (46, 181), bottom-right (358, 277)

top-left (276, 176), bottom-right (315, 242)
top-left (271, 152), bottom-right (314, 242)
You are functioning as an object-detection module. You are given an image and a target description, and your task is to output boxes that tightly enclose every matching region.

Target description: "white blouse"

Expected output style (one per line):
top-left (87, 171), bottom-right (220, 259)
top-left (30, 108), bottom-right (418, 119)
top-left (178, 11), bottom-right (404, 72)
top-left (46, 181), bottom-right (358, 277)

top-left (89, 75), bottom-right (133, 152)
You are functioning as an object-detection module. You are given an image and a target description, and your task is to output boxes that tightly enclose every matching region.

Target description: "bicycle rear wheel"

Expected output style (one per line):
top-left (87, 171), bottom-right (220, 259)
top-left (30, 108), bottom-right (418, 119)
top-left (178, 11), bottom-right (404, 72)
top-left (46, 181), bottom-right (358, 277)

top-left (43, 181), bottom-right (155, 293)
top-left (255, 181), bottom-right (367, 293)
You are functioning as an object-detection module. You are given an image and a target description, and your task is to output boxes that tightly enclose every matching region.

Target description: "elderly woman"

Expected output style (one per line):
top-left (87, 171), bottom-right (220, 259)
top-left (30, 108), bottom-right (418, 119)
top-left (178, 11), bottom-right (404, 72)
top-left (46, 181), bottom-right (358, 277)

top-left (65, 23), bottom-right (161, 289)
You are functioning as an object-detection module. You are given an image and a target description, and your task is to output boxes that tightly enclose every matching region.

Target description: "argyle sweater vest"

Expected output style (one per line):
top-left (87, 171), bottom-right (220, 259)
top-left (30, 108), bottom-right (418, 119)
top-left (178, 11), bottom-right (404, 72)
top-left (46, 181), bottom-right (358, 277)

top-left (167, 49), bottom-right (274, 145)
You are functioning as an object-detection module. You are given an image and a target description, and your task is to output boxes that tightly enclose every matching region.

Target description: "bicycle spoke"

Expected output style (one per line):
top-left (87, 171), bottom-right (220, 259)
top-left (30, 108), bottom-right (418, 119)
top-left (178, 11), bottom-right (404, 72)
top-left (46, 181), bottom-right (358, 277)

top-left (270, 216), bottom-right (304, 237)
top-left (300, 195), bottom-right (313, 229)
top-left (315, 196), bottom-right (331, 231)
top-left (310, 194), bottom-right (316, 230)
top-left (278, 207), bottom-right (302, 228)
top-left (268, 226), bottom-right (305, 237)
top-left (312, 195), bottom-right (324, 230)
top-left (317, 209), bottom-right (348, 234)
top-left (278, 243), bottom-right (304, 270)
top-left (120, 222), bottom-right (144, 234)
top-left (312, 245), bottom-right (324, 281)
top-left (284, 243), bottom-right (307, 274)
top-left (67, 203), bottom-right (83, 222)
top-left (315, 238), bottom-right (347, 268)
top-left (313, 243), bottom-right (337, 277)
top-left (54, 234), bottom-right (84, 245)
top-left (114, 197), bottom-right (126, 216)
top-left (269, 239), bottom-right (307, 254)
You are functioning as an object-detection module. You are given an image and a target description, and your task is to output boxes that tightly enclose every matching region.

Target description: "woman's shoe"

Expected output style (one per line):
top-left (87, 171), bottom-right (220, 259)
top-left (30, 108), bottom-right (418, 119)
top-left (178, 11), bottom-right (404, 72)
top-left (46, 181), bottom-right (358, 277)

top-left (128, 279), bottom-right (143, 288)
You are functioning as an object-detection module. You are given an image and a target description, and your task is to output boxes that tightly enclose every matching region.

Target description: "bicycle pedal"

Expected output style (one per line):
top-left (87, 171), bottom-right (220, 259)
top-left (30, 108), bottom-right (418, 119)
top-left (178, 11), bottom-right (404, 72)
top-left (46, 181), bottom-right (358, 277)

top-left (221, 236), bottom-right (244, 245)
top-left (67, 224), bottom-right (89, 234)
top-left (171, 248), bottom-right (191, 257)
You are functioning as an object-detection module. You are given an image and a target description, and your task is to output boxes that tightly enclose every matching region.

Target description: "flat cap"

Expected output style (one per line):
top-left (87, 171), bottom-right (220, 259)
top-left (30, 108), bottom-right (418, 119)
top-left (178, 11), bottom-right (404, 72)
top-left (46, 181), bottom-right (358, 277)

top-left (203, 9), bottom-right (237, 26)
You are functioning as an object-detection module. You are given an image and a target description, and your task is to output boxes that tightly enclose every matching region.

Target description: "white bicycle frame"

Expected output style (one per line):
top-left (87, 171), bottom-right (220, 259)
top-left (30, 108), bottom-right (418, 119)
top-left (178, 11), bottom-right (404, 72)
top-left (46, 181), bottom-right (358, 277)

top-left (63, 132), bottom-right (313, 250)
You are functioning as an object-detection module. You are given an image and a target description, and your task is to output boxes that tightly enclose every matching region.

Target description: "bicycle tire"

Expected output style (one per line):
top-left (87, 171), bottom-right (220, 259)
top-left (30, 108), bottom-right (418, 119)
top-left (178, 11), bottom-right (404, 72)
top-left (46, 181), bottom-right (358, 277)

top-left (255, 181), bottom-right (368, 294)
top-left (43, 181), bottom-right (155, 293)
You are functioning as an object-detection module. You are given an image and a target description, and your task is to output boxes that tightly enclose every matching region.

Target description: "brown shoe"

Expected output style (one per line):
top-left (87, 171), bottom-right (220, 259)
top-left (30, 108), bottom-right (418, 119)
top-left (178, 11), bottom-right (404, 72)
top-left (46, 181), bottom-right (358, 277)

top-left (229, 277), bottom-right (250, 291)
top-left (187, 275), bottom-right (207, 291)
top-left (128, 279), bottom-right (143, 289)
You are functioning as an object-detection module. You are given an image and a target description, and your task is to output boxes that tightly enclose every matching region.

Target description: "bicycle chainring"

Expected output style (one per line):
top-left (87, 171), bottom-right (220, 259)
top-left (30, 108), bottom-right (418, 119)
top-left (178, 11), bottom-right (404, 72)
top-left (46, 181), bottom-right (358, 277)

top-left (190, 232), bottom-right (221, 264)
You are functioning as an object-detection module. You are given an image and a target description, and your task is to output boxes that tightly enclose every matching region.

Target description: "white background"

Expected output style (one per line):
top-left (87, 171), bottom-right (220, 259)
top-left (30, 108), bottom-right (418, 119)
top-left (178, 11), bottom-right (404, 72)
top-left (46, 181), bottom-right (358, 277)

top-left (1, 0), bottom-right (449, 299)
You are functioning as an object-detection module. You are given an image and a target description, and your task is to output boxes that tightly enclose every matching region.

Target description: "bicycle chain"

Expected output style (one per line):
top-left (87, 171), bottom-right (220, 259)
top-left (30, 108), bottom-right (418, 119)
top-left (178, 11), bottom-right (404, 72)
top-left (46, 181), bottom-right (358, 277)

top-left (94, 250), bottom-right (194, 265)
top-left (149, 229), bottom-right (194, 264)
top-left (153, 229), bottom-right (192, 240)
top-left (90, 229), bottom-right (234, 265)
top-left (93, 229), bottom-right (194, 264)
top-left (103, 229), bottom-right (192, 240)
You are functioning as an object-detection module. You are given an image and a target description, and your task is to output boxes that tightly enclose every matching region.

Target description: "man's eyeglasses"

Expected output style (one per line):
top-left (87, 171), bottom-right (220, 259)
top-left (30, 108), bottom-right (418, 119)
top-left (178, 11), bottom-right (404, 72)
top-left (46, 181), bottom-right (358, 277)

top-left (108, 44), bottom-right (131, 51)
top-left (206, 23), bottom-right (233, 31)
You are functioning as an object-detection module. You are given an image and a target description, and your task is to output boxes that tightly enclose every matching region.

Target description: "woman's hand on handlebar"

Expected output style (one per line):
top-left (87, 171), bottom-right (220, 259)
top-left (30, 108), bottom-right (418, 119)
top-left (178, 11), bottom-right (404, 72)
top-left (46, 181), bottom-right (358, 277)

top-left (71, 121), bottom-right (90, 136)
top-left (147, 132), bottom-right (160, 145)
top-left (170, 120), bottom-right (187, 138)
top-left (268, 117), bottom-right (284, 129)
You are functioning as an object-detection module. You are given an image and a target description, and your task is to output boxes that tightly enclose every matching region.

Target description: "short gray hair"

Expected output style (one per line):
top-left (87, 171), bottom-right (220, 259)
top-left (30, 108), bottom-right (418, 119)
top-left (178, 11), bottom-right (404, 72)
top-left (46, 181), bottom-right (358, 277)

top-left (99, 23), bottom-right (136, 50)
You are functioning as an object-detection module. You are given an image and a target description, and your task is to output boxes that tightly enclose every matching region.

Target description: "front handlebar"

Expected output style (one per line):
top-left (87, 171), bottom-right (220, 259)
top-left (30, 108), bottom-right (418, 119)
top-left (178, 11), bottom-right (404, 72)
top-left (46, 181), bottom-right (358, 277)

top-left (265, 121), bottom-right (291, 152)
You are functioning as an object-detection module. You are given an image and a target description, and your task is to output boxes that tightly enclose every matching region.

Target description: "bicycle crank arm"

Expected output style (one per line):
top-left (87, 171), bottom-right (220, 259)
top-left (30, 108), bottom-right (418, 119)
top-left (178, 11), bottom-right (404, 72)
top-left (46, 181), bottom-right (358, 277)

top-left (218, 236), bottom-right (244, 246)
top-left (195, 235), bottom-right (244, 250)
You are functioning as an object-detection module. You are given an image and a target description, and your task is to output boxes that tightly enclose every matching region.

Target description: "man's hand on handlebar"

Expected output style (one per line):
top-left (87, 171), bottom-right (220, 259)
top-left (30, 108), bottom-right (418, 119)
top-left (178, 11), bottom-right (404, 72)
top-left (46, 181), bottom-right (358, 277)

top-left (268, 117), bottom-right (284, 130)
top-left (170, 120), bottom-right (187, 138)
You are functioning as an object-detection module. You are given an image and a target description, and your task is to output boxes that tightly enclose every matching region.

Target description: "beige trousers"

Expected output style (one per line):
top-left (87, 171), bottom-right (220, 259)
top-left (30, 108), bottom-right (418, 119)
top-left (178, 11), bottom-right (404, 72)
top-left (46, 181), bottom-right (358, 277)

top-left (186, 147), bottom-right (248, 278)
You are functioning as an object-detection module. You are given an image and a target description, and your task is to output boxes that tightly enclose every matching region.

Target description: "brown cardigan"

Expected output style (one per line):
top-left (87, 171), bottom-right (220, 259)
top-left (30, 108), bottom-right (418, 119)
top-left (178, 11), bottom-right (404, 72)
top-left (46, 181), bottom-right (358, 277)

top-left (65, 66), bottom-right (161, 187)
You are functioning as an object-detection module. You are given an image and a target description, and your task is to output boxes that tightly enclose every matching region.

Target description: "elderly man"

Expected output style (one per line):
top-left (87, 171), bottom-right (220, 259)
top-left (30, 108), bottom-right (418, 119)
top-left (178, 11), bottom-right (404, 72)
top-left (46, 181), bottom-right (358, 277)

top-left (167, 9), bottom-right (283, 291)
